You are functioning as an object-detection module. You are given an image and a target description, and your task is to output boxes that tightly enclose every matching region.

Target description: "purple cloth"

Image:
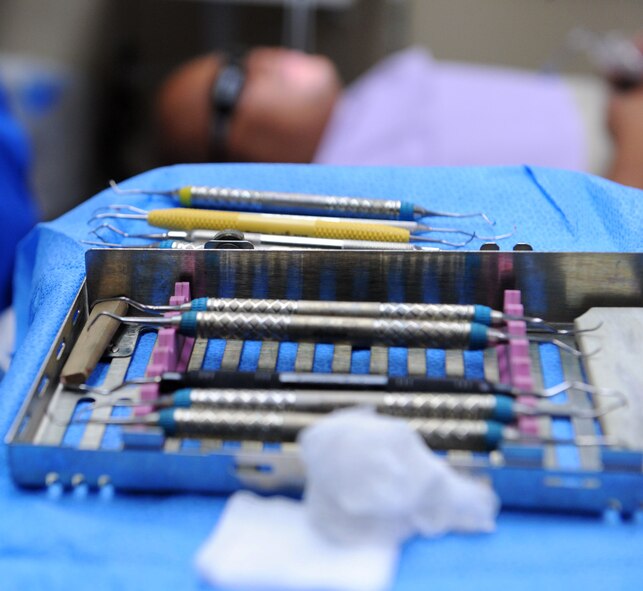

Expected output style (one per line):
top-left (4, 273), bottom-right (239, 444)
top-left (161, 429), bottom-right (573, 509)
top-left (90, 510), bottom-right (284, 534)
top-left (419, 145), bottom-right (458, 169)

top-left (315, 48), bottom-right (585, 170)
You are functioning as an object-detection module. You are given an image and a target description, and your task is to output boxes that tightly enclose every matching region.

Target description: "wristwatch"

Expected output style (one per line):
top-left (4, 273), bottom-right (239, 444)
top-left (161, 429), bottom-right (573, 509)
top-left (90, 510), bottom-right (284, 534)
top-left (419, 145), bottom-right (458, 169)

top-left (210, 54), bottom-right (246, 160)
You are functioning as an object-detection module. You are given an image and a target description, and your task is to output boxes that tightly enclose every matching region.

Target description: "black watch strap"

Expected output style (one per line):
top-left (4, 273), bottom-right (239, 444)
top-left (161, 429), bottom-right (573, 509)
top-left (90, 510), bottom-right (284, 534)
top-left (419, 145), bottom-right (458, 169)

top-left (210, 55), bottom-right (246, 160)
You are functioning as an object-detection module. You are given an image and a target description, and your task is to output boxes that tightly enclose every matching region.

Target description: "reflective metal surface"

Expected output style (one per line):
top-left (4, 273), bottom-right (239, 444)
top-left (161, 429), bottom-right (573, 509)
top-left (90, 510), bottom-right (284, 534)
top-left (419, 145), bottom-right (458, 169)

top-left (86, 250), bottom-right (643, 322)
top-left (6, 249), bottom-right (643, 513)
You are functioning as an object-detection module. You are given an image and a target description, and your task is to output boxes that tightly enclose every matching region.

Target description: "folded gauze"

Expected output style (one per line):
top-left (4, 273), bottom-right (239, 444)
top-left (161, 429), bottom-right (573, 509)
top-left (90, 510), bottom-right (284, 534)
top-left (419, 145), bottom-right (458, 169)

top-left (299, 407), bottom-right (500, 545)
top-left (195, 408), bottom-right (499, 591)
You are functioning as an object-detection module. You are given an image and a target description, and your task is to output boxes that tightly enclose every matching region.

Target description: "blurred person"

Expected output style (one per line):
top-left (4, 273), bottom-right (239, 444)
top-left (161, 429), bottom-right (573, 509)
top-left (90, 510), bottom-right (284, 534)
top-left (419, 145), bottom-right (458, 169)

top-left (156, 46), bottom-right (643, 190)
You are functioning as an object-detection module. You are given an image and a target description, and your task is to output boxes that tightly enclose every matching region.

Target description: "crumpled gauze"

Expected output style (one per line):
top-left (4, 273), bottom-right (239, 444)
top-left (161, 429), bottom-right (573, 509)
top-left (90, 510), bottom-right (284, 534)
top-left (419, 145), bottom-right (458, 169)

top-left (195, 408), bottom-right (499, 591)
top-left (298, 408), bottom-right (500, 545)
top-left (194, 490), bottom-right (399, 591)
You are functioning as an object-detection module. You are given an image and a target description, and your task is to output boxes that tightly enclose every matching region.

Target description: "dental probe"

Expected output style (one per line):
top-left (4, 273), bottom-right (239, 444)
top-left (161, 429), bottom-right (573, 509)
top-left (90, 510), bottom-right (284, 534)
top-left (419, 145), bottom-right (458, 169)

top-left (91, 311), bottom-right (587, 355)
top-left (96, 296), bottom-right (570, 332)
top-left (70, 370), bottom-right (591, 398)
top-left (69, 410), bottom-right (620, 452)
top-left (91, 389), bottom-right (622, 423)
top-left (82, 239), bottom-right (213, 250)
top-left (109, 180), bottom-right (494, 224)
top-left (89, 224), bottom-right (445, 249)
top-left (96, 207), bottom-right (512, 241)
top-left (89, 207), bottom-right (441, 243)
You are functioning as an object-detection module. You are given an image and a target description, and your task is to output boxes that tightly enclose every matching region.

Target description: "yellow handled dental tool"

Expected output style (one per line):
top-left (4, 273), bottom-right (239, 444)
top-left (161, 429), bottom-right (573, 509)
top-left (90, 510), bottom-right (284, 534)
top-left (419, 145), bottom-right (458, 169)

top-left (90, 207), bottom-right (415, 242)
top-left (109, 179), bottom-right (495, 224)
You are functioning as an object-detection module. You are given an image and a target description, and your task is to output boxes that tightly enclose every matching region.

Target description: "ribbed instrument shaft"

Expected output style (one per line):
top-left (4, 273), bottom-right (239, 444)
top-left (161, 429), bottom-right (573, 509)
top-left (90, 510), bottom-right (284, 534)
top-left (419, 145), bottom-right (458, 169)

top-left (201, 299), bottom-right (477, 321)
top-left (169, 409), bottom-right (495, 451)
top-left (190, 187), bottom-right (403, 219)
top-left (187, 390), bottom-right (499, 420)
top-left (189, 312), bottom-right (476, 349)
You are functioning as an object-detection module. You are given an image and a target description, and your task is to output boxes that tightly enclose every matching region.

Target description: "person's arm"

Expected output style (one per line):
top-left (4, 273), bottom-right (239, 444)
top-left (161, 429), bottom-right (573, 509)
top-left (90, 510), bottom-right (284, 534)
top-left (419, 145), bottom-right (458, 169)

top-left (607, 86), bottom-right (643, 190)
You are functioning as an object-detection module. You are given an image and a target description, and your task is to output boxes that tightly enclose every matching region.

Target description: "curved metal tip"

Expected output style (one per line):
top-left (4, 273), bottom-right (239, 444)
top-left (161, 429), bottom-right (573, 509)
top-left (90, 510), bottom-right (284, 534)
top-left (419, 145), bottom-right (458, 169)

top-left (541, 380), bottom-right (574, 398)
top-left (92, 204), bottom-right (149, 216)
top-left (570, 321), bottom-right (604, 336)
top-left (109, 179), bottom-right (175, 197)
top-left (87, 311), bottom-right (128, 330)
top-left (67, 384), bottom-right (115, 397)
top-left (504, 316), bottom-right (601, 337)
top-left (412, 224), bottom-right (479, 238)
top-left (523, 335), bottom-right (589, 357)
top-left (550, 338), bottom-right (587, 358)
top-left (88, 206), bottom-right (149, 225)
top-left (537, 381), bottom-right (628, 418)
top-left (480, 213), bottom-right (496, 227)
top-left (109, 179), bottom-right (138, 194)
top-left (64, 377), bottom-right (159, 396)
top-left (418, 209), bottom-right (496, 226)
top-left (81, 240), bottom-right (119, 248)
top-left (92, 296), bottom-right (168, 315)
top-left (88, 397), bottom-right (139, 412)
top-left (90, 223), bottom-right (128, 239)
top-left (89, 223), bottom-right (166, 242)
top-left (474, 225), bottom-right (516, 242)
top-left (412, 234), bottom-right (475, 248)
top-left (88, 311), bottom-right (170, 331)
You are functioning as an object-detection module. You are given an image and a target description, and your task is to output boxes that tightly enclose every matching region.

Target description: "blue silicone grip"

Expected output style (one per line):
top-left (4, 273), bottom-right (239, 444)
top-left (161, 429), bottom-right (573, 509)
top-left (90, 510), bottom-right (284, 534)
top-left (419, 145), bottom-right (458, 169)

top-left (399, 201), bottom-right (416, 221)
top-left (172, 389), bottom-right (192, 408)
top-left (179, 311), bottom-right (199, 336)
top-left (158, 240), bottom-right (175, 249)
top-left (491, 396), bottom-right (515, 423)
top-left (472, 305), bottom-right (492, 326)
top-left (190, 298), bottom-right (209, 312)
top-left (484, 421), bottom-right (504, 449)
top-left (468, 323), bottom-right (488, 350)
top-left (158, 409), bottom-right (177, 435)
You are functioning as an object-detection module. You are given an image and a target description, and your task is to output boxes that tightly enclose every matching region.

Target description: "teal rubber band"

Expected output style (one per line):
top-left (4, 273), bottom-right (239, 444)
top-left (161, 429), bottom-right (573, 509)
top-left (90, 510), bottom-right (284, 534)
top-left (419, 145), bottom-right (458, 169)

top-left (179, 311), bottom-right (199, 337)
top-left (473, 305), bottom-right (492, 327)
top-left (191, 298), bottom-right (208, 312)
top-left (491, 396), bottom-right (516, 423)
top-left (484, 421), bottom-right (504, 449)
top-left (399, 201), bottom-right (415, 220)
top-left (158, 409), bottom-right (177, 435)
top-left (468, 323), bottom-right (488, 350)
top-left (172, 389), bottom-right (192, 408)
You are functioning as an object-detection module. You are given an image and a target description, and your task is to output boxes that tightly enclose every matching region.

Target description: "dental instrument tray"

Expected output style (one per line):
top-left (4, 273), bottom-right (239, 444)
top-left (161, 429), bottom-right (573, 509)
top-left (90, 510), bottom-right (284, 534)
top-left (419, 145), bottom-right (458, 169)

top-left (6, 248), bottom-right (643, 516)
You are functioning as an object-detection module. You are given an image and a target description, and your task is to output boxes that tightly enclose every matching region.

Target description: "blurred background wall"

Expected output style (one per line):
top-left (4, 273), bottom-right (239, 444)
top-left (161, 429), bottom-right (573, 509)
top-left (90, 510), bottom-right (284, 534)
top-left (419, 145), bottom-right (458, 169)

top-left (410, 0), bottom-right (642, 70)
top-left (0, 0), bottom-right (640, 217)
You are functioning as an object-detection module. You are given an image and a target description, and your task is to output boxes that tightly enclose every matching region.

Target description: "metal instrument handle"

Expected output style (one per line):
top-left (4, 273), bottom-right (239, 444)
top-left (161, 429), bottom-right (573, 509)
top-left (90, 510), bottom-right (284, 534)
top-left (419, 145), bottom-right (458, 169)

top-left (201, 299), bottom-right (476, 321)
top-left (191, 312), bottom-right (475, 348)
top-left (171, 409), bottom-right (494, 450)
top-left (187, 389), bottom-right (499, 420)
top-left (190, 186), bottom-right (404, 220)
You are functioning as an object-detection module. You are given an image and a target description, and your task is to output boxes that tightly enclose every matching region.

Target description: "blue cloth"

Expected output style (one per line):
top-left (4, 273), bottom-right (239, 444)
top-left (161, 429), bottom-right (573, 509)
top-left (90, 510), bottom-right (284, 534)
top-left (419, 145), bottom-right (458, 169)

top-left (1, 164), bottom-right (642, 590)
top-left (0, 84), bottom-right (38, 311)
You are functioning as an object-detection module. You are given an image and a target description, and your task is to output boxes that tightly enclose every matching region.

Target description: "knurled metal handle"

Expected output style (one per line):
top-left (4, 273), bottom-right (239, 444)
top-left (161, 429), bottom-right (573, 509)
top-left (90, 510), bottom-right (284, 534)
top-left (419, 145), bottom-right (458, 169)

top-left (148, 209), bottom-right (409, 242)
top-left (171, 409), bottom-right (493, 450)
top-left (188, 389), bottom-right (498, 420)
top-left (205, 298), bottom-right (299, 315)
top-left (192, 312), bottom-right (474, 348)
top-left (191, 186), bottom-right (403, 219)
top-left (409, 418), bottom-right (492, 451)
top-left (379, 303), bottom-right (476, 321)
top-left (202, 299), bottom-right (476, 321)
